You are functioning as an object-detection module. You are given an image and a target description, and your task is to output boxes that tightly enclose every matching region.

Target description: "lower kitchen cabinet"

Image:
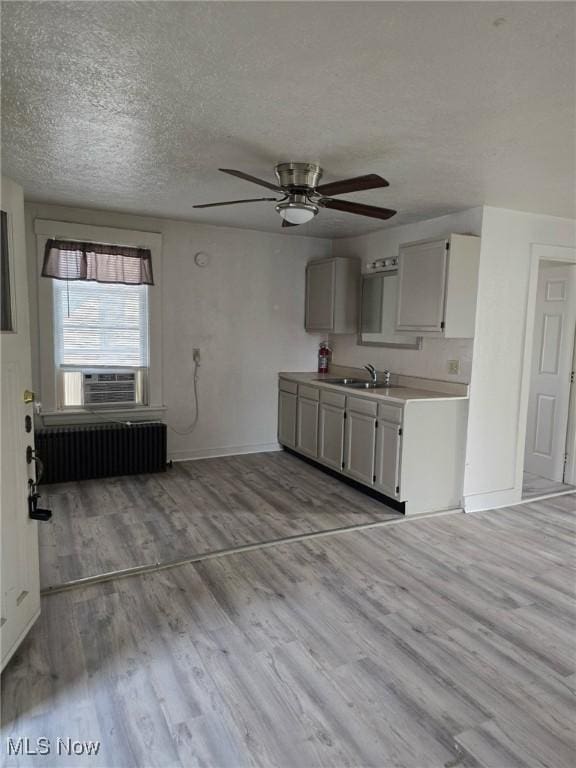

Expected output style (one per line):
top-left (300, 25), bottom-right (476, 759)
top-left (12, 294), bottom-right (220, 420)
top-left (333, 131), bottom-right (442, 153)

top-left (318, 400), bottom-right (345, 471)
top-left (278, 390), bottom-right (297, 448)
top-left (296, 390), bottom-right (319, 458)
top-left (375, 419), bottom-right (402, 498)
top-left (279, 376), bottom-right (468, 516)
top-left (343, 397), bottom-right (377, 485)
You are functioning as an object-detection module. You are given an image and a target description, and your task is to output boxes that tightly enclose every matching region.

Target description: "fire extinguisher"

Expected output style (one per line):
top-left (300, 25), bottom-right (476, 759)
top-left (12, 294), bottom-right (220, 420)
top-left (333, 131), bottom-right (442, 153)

top-left (318, 341), bottom-right (331, 374)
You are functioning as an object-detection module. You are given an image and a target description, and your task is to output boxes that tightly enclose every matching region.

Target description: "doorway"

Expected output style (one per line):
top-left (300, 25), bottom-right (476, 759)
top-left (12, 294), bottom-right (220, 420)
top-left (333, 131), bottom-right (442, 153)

top-left (523, 259), bottom-right (576, 501)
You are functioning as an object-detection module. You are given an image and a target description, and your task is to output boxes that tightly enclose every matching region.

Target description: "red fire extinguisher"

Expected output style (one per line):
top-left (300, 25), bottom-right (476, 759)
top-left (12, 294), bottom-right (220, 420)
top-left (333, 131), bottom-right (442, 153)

top-left (318, 341), bottom-right (331, 374)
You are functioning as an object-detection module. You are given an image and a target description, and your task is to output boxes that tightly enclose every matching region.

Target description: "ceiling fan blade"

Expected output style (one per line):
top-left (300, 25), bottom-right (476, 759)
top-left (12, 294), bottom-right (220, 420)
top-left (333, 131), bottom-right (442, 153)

top-left (193, 197), bottom-right (279, 209)
top-left (281, 219), bottom-right (299, 228)
top-left (219, 168), bottom-right (281, 191)
top-left (318, 197), bottom-right (397, 220)
top-left (315, 174), bottom-right (389, 197)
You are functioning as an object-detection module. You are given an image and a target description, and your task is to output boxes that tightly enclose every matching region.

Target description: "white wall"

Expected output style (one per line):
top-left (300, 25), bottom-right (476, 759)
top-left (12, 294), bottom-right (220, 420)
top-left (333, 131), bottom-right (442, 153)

top-left (329, 208), bottom-right (483, 383)
top-left (463, 206), bottom-right (576, 511)
top-left (24, 203), bottom-right (331, 460)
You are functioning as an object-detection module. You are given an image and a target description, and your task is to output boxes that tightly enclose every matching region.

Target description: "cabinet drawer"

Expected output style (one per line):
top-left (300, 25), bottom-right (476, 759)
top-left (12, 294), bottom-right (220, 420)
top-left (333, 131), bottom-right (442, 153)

top-left (377, 403), bottom-right (403, 425)
top-left (320, 389), bottom-right (346, 409)
top-left (346, 396), bottom-right (377, 417)
top-left (279, 378), bottom-right (298, 395)
top-left (298, 384), bottom-right (320, 401)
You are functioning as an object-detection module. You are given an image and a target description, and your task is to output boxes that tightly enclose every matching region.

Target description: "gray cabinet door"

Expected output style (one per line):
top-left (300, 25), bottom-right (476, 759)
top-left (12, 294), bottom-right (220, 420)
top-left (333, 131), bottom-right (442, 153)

top-left (396, 239), bottom-right (448, 332)
top-left (375, 420), bottom-right (401, 498)
top-left (344, 410), bottom-right (377, 485)
top-left (278, 391), bottom-right (297, 448)
top-left (297, 397), bottom-right (319, 458)
top-left (305, 260), bottom-right (335, 331)
top-left (318, 402), bottom-right (345, 470)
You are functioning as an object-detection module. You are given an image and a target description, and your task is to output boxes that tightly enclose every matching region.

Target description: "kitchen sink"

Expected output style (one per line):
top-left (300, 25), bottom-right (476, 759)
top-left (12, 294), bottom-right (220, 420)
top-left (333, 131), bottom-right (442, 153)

top-left (319, 377), bottom-right (366, 385)
top-left (317, 377), bottom-right (398, 389)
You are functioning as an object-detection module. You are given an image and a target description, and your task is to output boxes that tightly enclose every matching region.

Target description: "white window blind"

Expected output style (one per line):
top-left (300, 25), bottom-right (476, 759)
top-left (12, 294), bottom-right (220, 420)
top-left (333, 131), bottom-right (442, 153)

top-left (53, 279), bottom-right (149, 368)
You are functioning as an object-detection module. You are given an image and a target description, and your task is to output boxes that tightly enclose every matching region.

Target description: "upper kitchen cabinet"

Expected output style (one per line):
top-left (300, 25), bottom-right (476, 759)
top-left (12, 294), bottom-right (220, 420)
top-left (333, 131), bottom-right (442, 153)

top-left (396, 234), bottom-right (480, 338)
top-left (305, 257), bottom-right (360, 334)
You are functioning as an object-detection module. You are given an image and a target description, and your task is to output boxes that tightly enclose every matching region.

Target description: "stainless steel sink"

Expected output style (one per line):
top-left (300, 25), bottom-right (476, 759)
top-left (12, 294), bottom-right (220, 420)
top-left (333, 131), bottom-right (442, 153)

top-left (318, 378), bottom-right (398, 389)
top-left (347, 381), bottom-right (380, 389)
top-left (319, 377), bottom-right (366, 385)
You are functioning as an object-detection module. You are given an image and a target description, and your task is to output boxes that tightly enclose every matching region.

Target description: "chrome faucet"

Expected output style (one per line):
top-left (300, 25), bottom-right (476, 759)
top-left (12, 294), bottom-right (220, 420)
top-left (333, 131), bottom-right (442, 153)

top-left (364, 364), bottom-right (378, 384)
top-left (364, 364), bottom-right (391, 387)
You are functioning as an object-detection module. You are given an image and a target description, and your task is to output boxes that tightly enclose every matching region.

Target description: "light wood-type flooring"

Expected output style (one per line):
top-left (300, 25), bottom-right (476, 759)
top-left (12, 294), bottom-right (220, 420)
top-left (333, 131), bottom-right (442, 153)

top-left (2, 491), bottom-right (575, 768)
top-left (39, 451), bottom-right (401, 589)
top-left (522, 470), bottom-right (576, 501)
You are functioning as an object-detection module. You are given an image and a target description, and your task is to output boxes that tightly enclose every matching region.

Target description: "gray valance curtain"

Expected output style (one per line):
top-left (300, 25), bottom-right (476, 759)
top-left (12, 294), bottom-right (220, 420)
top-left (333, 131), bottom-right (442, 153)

top-left (42, 239), bottom-right (154, 285)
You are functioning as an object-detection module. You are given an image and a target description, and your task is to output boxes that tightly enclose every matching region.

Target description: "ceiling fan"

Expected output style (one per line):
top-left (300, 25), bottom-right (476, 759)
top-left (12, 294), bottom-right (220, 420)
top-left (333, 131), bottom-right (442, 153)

top-left (193, 163), bottom-right (397, 227)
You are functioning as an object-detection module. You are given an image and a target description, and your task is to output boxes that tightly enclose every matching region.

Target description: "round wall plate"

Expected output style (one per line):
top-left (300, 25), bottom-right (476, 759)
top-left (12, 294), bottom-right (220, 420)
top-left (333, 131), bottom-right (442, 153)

top-left (194, 252), bottom-right (209, 267)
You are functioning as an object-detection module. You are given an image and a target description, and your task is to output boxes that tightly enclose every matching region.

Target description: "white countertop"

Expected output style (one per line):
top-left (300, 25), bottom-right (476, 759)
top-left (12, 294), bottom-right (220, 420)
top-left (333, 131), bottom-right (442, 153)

top-left (279, 372), bottom-right (469, 404)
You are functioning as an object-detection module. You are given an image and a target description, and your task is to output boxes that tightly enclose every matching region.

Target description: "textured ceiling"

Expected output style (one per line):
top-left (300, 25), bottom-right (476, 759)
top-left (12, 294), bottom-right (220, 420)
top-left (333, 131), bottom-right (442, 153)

top-left (2, 2), bottom-right (574, 238)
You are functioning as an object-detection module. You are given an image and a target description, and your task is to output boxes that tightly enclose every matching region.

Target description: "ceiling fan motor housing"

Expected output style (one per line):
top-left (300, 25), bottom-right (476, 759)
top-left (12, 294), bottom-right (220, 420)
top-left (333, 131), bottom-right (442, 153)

top-left (275, 162), bottom-right (322, 191)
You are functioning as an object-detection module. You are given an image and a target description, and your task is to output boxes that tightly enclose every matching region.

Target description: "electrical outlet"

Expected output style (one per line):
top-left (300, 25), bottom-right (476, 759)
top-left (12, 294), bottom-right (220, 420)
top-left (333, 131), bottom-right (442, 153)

top-left (192, 348), bottom-right (201, 363)
top-left (447, 359), bottom-right (460, 375)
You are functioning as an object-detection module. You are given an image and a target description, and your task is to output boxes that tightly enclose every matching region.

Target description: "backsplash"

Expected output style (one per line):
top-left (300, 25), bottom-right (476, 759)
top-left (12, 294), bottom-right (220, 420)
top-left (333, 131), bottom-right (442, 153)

top-left (329, 336), bottom-right (473, 384)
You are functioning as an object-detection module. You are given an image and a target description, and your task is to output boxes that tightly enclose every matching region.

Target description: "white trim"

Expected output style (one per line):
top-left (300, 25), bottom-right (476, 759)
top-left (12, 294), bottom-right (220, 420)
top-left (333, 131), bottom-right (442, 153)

top-left (517, 244), bottom-right (576, 495)
top-left (520, 489), bottom-right (575, 504)
top-left (170, 442), bottom-right (282, 462)
top-left (34, 219), bottom-right (163, 414)
top-left (463, 488), bottom-right (520, 512)
top-left (566, 331), bottom-right (576, 485)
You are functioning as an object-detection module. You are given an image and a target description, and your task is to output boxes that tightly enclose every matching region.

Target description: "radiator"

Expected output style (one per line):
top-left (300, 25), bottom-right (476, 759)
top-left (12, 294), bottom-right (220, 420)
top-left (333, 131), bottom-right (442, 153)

top-left (34, 422), bottom-right (167, 484)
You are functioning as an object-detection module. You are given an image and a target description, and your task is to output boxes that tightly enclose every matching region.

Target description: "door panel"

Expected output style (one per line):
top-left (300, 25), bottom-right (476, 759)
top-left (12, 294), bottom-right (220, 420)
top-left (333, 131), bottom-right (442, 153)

top-left (305, 260), bottom-right (335, 331)
top-left (297, 397), bottom-right (319, 458)
top-left (525, 265), bottom-right (576, 481)
top-left (375, 420), bottom-right (401, 497)
top-left (318, 403), bottom-right (345, 470)
top-left (396, 239), bottom-right (447, 332)
top-left (278, 391), bottom-right (297, 448)
top-left (1, 177), bottom-right (40, 670)
top-left (344, 410), bottom-right (376, 485)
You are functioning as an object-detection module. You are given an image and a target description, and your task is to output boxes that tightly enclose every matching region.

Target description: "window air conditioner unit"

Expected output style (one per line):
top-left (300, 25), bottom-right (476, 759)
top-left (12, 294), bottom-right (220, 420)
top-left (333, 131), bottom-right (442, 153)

top-left (83, 372), bottom-right (137, 406)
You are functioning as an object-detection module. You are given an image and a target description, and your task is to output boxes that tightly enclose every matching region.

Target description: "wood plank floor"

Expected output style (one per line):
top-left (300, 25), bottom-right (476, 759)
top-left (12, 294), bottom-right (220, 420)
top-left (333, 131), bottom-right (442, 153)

top-left (522, 470), bottom-right (576, 500)
top-left (39, 451), bottom-right (401, 589)
top-left (2, 493), bottom-right (575, 767)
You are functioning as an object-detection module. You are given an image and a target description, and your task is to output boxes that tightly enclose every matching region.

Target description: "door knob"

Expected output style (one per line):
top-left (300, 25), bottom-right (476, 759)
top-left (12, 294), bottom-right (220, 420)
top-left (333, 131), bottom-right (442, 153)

top-left (23, 389), bottom-right (35, 404)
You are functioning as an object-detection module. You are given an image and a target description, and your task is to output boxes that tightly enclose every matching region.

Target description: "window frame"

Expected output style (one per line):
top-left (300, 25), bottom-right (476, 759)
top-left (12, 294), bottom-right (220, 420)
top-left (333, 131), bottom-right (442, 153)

top-left (35, 219), bottom-right (163, 421)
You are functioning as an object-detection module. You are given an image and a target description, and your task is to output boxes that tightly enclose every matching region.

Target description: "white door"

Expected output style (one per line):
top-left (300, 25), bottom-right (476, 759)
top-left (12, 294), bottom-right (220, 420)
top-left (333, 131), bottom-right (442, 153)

top-left (375, 420), bottom-right (402, 498)
top-left (1, 177), bottom-right (40, 670)
top-left (318, 402), bottom-right (345, 471)
top-left (524, 264), bottom-right (576, 481)
top-left (296, 397), bottom-right (319, 458)
top-left (344, 410), bottom-right (376, 485)
top-left (396, 238), bottom-right (447, 333)
top-left (278, 391), bottom-right (297, 448)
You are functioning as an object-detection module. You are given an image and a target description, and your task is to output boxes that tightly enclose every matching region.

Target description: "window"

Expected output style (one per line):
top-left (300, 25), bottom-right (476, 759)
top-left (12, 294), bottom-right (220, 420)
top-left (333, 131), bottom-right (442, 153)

top-left (53, 279), bottom-right (149, 407)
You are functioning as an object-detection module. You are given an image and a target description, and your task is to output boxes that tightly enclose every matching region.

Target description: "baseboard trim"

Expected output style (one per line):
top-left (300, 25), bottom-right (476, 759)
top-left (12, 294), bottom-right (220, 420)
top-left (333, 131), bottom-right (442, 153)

top-left (463, 488), bottom-right (520, 512)
top-left (169, 442), bottom-right (282, 462)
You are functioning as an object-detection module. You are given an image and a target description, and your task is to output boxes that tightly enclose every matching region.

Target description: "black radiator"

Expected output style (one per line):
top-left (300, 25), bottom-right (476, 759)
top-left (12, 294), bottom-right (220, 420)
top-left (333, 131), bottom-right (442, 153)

top-left (34, 422), bottom-right (167, 484)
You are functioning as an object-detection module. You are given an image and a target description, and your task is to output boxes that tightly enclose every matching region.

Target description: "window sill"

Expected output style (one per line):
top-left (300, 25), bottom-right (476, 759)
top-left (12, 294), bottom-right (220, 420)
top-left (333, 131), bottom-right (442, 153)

top-left (38, 405), bottom-right (167, 428)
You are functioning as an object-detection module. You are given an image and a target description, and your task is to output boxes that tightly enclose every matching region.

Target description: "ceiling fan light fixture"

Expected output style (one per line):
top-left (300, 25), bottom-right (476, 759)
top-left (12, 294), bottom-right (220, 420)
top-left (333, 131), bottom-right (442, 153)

top-left (275, 200), bottom-right (318, 225)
